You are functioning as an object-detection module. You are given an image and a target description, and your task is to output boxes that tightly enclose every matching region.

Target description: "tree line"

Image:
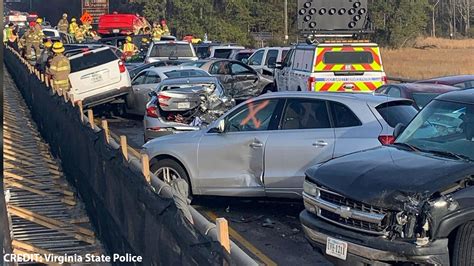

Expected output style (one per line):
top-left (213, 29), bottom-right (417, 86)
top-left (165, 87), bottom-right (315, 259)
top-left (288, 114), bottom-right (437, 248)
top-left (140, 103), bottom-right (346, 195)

top-left (123, 0), bottom-right (473, 47)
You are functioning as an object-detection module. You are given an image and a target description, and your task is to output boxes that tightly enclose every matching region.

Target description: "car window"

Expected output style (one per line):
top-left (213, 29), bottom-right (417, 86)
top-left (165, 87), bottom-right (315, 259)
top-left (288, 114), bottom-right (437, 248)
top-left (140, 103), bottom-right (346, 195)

top-left (281, 99), bottom-right (331, 130)
top-left (387, 87), bottom-right (401, 97)
top-left (282, 49), bottom-right (294, 67)
top-left (226, 99), bottom-right (279, 132)
top-left (281, 50), bottom-right (289, 62)
top-left (150, 43), bottom-right (194, 57)
top-left (209, 61), bottom-right (230, 75)
top-left (70, 49), bottom-right (118, 73)
top-left (230, 62), bottom-right (255, 75)
top-left (164, 69), bottom-right (209, 78)
top-left (213, 49), bottom-right (233, 59)
top-left (43, 30), bottom-right (55, 37)
top-left (235, 52), bottom-right (251, 62)
top-left (265, 50), bottom-right (279, 66)
top-left (329, 102), bottom-right (362, 127)
top-left (144, 72), bottom-right (161, 84)
top-left (248, 49), bottom-right (264, 66)
top-left (412, 93), bottom-right (440, 109)
top-left (375, 85), bottom-right (389, 94)
top-left (376, 101), bottom-right (418, 128)
top-left (454, 81), bottom-right (474, 89)
top-left (132, 71), bottom-right (147, 85)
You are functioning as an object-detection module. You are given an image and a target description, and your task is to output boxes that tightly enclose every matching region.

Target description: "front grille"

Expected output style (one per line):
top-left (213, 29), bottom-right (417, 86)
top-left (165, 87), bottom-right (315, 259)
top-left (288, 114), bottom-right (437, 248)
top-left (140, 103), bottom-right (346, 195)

top-left (310, 185), bottom-right (392, 235)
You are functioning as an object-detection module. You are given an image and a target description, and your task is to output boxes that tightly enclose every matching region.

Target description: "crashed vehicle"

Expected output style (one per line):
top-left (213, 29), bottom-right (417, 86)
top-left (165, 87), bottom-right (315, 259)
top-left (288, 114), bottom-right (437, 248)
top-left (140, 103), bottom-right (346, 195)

top-left (144, 76), bottom-right (234, 141)
top-left (300, 89), bottom-right (474, 265)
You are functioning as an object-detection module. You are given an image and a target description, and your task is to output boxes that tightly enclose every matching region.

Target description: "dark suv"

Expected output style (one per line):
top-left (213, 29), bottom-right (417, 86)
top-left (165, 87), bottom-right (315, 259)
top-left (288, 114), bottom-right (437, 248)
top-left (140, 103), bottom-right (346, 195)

top-left (301, 89), bottom-right (474, 265)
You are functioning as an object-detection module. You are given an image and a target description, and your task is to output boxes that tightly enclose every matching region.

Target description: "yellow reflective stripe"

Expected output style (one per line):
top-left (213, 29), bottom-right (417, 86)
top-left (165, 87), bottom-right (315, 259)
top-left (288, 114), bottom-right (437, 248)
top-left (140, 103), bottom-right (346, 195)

top-left (355, 82), bottom-right (371, 91)
top-left (353, 64), bottom-right (365, 71)
top-left (53, 79), bottom-right (69, 85)
top-left (328, 82), bottom-right (343, 92)
top-left (50, 66), bottom-right (58, 70)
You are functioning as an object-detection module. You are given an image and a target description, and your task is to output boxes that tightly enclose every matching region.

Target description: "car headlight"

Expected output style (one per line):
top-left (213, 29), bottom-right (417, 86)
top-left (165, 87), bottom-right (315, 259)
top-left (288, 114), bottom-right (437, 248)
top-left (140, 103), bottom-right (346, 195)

top-left (303, 181), bottom-right (319, 197)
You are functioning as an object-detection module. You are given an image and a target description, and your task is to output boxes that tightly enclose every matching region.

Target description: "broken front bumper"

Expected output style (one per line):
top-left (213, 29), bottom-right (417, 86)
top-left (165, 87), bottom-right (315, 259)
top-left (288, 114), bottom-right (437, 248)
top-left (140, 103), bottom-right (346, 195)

top-left (300, 210), bottom-right (450, 265)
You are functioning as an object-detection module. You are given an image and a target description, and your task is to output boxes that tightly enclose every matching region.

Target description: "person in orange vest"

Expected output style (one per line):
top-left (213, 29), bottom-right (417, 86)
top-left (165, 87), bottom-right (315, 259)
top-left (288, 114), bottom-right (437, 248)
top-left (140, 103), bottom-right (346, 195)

top-left (122, 36), bottom-right (138, 59)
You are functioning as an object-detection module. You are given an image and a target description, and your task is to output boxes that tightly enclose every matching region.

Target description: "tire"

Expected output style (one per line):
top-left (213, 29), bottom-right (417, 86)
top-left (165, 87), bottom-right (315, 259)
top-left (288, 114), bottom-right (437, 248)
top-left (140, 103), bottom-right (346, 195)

top-left (297, 87), bottom-right (302, 92)
top-left (150, 158), bottom-right (193, 199)
top-left (452, 221), bottom-right (474, 266)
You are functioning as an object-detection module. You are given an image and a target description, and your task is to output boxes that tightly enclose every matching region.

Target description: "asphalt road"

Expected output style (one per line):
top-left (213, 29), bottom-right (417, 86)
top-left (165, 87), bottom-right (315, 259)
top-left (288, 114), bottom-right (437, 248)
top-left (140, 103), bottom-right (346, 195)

top-left (107, 115), bottom-right (331, 265)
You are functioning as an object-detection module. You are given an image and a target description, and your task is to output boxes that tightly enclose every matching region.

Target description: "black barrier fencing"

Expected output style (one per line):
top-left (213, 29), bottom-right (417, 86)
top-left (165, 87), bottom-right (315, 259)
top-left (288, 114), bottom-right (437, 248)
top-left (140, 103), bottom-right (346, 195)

top-left (4, 48), bottom-right (231, 265)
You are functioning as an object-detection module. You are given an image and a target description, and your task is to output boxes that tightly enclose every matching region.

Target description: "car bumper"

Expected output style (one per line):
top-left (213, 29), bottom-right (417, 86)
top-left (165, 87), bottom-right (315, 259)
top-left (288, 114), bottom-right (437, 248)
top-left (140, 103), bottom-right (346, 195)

top-left (82, 86), bottom-right (132, 108)
top-left (144, 129), bottom-right (174, 142)
top-left (299, 210), bottom-right (450, 265)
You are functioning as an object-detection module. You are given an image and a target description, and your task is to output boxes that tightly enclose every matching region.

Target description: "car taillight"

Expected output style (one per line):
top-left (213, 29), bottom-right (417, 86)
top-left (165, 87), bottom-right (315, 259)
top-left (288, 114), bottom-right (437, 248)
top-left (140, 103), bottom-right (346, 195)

top-left (378, 135), bottom-right (395, 145)
top-left (382, 75), bottom-right (388, 84)
top-left (146, 106), bottom-right (159, 118)
top-left (118, 60), bottom-right (126, 73)
top-left (158, 95), bottom-right (171, 107)
top-left (307, 77), bottom-right (316, 91)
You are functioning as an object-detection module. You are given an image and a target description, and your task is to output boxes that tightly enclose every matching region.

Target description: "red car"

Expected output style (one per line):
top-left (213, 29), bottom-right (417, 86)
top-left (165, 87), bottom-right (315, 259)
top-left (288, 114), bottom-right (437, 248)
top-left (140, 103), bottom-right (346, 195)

top-left (376, 83), bottom-right (460, 109)
top-left (416, 75), bottom-right (474, 90)
top-left (98, 13), bottom-right (150, 36)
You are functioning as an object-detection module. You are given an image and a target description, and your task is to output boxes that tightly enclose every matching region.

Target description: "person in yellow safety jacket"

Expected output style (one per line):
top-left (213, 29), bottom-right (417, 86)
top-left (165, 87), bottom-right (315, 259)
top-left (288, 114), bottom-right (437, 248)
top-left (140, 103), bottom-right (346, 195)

top-left (160, 19), bottom-right (170, 36)
top-left (3, 24), bottom-right (10, 43)
top-left (152, 22), bottom-right (163, 41)
top-left (47, 42), bottom-right (71, 95)
top-left (75, 26), bottom-right (85, 43)
top-left (57, 13), bottom-right (69, 32)
top-left (31, 18), bottom-right (45, 59)
top-left (122, 36), bottom-right (138, 58)
top-left (69, 18), bottom-right (79, 35)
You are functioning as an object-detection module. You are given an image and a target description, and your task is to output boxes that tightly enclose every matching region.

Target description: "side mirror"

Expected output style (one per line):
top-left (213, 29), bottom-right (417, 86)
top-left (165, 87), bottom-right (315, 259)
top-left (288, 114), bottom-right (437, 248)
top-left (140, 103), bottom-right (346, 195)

top-left (275, 62), bottom-right (283, 69)
top-left (267, 57), bottom-right (277, 68)
top-left (217, 119), bottom-right (226, 133)
top-left (393, 123), bottom-right (406, 139)
top-left (242, 58), bottom-right (249, 64)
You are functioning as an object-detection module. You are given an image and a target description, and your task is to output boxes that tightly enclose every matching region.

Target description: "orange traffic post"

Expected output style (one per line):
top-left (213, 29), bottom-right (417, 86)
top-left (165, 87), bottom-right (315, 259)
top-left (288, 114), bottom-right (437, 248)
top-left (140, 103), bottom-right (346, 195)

top-left (120, 136), bottom-right (128, 161)
top-left (87, 109), bottom-right (94, 128)
top-left (78, 101), bottom-right (84, 122)
top-left (216, 218), bottom-right (231, 253)
top-left (101, 120), bottom-right (110, 144)
top-left (141, 154), bottom-right (150, 183)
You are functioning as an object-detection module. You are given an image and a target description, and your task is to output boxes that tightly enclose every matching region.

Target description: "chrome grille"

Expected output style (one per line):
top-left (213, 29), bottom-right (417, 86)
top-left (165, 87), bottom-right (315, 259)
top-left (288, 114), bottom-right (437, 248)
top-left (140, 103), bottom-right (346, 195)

top-left (304, 184), bottom-right (391, 235)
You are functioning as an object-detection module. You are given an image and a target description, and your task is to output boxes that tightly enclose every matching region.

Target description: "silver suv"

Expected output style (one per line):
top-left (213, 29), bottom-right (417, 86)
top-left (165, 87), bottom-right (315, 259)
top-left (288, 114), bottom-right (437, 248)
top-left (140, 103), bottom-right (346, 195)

top-left (142, 92), bottom-right (418, 199)
top-left (145, 41), bottom-right (198, 63)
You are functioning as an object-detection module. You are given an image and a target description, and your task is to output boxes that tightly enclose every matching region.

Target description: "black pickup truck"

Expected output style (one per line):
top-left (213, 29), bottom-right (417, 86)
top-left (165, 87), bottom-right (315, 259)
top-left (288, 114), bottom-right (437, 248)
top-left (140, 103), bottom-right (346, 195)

top-left (301, 89), bottom-right (474, 265)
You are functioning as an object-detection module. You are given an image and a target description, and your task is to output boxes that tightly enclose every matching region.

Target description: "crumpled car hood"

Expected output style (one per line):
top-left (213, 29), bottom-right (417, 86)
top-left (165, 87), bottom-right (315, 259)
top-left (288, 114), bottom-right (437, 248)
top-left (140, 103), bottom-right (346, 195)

top-left (306, 146), bottom-right (474, 210)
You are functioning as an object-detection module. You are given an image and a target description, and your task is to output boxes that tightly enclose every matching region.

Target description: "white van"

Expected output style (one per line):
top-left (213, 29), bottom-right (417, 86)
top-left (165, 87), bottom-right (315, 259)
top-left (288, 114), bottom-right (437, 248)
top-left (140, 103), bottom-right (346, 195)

top-left (246, 47), bottom-right (290, 77)
top-left (275, 42), bottom-right (387, 92)
top-left (68, 47), bottom-right (132, 108)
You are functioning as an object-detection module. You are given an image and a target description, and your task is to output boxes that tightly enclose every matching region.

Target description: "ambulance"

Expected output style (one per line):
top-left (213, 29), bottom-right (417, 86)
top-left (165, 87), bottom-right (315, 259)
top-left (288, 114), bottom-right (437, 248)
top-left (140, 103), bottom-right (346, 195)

top-left (275, 41), bottom-right (387, 92)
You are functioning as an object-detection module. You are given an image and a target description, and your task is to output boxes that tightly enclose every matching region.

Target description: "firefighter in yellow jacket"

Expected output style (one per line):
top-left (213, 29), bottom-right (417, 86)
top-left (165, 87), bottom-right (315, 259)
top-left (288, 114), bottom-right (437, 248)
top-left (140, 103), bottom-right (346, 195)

top-left (151, 22), bottom-right (163, 41)
top-left (57, 13), bottom-right (69, 32)
top-left (31, 18), bottom-right (45, 59)
top-left (47, 42), bottom-right (71, 95)
top-left (122, 36), bottom-right (138, 58)
top-left (75, 25), bottom-right (85, 43)
top-left (69, 18), bottom-right (79, 35)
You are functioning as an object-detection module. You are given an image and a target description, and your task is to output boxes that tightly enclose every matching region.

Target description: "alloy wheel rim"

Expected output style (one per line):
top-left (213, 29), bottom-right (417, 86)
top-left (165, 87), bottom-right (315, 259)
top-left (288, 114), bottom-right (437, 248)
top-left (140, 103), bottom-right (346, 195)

top-left (154, 167), bottom-right (181, 183)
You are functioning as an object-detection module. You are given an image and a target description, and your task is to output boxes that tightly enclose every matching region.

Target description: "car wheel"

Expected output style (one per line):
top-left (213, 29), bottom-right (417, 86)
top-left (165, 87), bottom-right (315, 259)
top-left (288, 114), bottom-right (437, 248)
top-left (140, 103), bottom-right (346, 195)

top-left (452, 221), bottom-right (474, 266)
top-left (150, 159), bottom-right (192, 199)
top-left (297, 87), bottom-right (302, 92)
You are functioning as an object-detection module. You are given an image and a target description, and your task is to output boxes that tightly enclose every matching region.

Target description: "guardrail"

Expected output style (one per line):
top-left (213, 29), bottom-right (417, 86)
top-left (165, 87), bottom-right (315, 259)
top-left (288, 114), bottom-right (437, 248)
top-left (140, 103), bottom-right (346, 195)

top-left (4, 46), bottom-right (257, 266)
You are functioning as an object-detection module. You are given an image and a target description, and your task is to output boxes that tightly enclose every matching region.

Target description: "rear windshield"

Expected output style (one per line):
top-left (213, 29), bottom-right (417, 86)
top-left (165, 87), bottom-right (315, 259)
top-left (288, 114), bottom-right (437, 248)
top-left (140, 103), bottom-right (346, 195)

top-left (70, 49), bottom-right (118, 73)
top-left (411, 93), bottom-right (440, 109)
top-left (196, 46), bottom-right (210, 58)
top-left (43, 31), bottom-right (55, 37)
top-left (164, 69), bottom-right (209, 78)
top-left (150, 43), bottom-right (194, 58)
top-left (376, 101), bottom-right (418, 128)
top-left (324, 51), bottom-right (373, 64)
top-left (235, 52), bottom-right (251, 61)
top-left (213, 49), bottom-right (233, 59)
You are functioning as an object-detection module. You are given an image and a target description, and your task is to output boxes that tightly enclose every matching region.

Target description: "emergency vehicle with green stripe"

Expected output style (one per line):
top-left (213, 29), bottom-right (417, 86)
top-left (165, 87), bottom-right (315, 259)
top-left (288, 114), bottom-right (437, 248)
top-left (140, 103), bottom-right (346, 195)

top-left (275, 42), bottom-right (387, 92)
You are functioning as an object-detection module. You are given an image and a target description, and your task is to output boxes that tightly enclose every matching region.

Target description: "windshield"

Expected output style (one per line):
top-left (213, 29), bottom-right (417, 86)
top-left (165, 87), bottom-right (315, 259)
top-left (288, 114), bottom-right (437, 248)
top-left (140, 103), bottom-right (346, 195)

top-left (396, 99), bottom-right (474, 161)
top-left (411, 93), bottom-right (441, 109)
top-left (164, 69), bottom-right (209, 78)
top-left (150, 43), bottom-right (195, 58)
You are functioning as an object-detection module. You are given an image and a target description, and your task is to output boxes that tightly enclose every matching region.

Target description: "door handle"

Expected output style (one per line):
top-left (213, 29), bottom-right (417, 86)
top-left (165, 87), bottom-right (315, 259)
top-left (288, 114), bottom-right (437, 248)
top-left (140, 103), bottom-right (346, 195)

top-left (312, 140), bottom-right (328, 147)
top-left (249, 142), bottom-right (263, 148)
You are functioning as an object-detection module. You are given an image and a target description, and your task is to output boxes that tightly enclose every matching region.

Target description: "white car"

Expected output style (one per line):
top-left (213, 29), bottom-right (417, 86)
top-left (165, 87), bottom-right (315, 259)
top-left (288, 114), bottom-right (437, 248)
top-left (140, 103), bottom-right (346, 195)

top-left (145, 41), bottom-right (198, 63)
top-left (275, 42), bottom-right (387, 92)
top-left (125, 66), bottom-right (210, 115)
top-left (42, 28), bottom-right (74, 44)
top-left (246, 47), bottom-right (290, 77)
top-left (68, 47), bottom-right (132, 108)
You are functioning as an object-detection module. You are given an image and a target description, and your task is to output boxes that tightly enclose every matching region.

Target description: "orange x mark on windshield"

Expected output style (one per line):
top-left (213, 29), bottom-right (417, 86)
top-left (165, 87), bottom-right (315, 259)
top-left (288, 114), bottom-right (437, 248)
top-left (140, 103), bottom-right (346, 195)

top-left (240, 100), bottom-right (270, 129)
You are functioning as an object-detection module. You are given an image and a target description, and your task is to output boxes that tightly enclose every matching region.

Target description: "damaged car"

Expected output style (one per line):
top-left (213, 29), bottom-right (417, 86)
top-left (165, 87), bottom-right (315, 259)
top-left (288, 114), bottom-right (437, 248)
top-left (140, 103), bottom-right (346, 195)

top-left (144, 76), bottom-right (235, 141)
top-left (300, 89), bottom-right (474, 265)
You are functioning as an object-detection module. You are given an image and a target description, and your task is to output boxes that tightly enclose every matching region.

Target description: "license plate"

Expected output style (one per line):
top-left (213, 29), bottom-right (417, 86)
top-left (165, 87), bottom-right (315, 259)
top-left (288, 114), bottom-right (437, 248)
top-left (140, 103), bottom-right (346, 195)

top-left (177, 102), bottom-right (190, 109)
top-left (112, 29), bottom-right (119, 33)
top-left (91, 74), bottom-right (103, 83)
top-left (326, 237), bottom-right (348, 260)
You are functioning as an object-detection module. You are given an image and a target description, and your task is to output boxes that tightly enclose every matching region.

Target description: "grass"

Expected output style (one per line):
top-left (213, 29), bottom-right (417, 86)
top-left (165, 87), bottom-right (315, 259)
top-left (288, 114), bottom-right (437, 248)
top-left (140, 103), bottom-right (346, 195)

top-left (381, 38), bottom-right (474, 80)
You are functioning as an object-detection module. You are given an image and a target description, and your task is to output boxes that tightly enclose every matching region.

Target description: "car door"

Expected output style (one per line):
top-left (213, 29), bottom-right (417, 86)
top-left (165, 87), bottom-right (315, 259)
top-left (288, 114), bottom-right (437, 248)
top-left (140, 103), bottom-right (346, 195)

top-left (229, 61), bottom-right (260, 99)
top-left (263, 49), bottom-right (279, 76)
top-left (135, 71), bottom-right (162, 114)
top-left (276, 49), bottom-right (294, 91)
top-left (208, 61), bottom-right (233, 93)
top-left (264, 98), bottom-right (335, 197)
top-left (196, 99), bottom-right (282, 196)
top-left (128, 71), bottom-right (161, 114)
